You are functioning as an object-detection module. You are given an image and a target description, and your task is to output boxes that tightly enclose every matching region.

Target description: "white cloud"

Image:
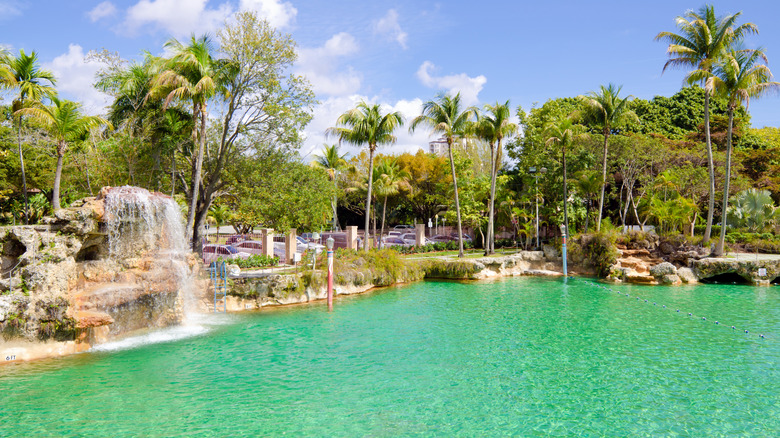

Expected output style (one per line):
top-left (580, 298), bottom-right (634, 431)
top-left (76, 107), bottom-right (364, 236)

top-left (301, 95), bottom-right (429, 161)
top-left (122, 0), bottom-right (232, 37)
top-left (238, 0), bottom-right (296, 28)
top-left (374, 9), bottom-right (407, 49)
top-left (0, 1), bottom-right (22, 20)
top-left (297, 32), bottom-right (362, 97)
top-left (416, 61), bottom-right (486, 106)
top-left (119, 0), bottom-right (296, 37)
top-left (45, 44), bottom-right (111, 116)
top-left (88, 1), bottom-right (117, 22)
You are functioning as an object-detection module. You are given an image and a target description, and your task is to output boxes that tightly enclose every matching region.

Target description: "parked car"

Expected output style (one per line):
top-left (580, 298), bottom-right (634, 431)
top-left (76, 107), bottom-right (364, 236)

top-left (234, 240), bottom-right (264, 255)
top-left (225, 234), bottom-right (247, 245)
top-left (383, 236), bottom-right (410, 247)
top-left (320, 232), bottom-right (362, 250)
top-left (449, 233), bottom-right (473, 242)
top-left (297, 236), bottom-right (324, 253)
top-left (202, 244), bottom-right (251, 264)
top-left (428, 234), bottom-right (454, 243)
top-left (401, 232), bottom-right (424, 246)
top-left (394, 224), bottom-right (414, 231)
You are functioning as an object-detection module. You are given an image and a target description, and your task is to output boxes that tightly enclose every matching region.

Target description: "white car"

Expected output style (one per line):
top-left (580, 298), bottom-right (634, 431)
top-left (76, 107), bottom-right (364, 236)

top-left (401, 233), bottom-right (424, 246)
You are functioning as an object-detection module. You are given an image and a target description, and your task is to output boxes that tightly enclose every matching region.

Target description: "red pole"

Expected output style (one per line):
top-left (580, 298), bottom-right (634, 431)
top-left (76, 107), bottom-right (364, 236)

top-left (327, 249), bottom-right (334, 311)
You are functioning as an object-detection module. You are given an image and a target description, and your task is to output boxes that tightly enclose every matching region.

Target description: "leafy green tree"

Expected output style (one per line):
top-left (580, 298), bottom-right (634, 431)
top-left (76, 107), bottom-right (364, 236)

top-left (656, 5), bottom-right (756, 242)
top-left (473, 101), bottom-right (518, 254)
top-left (410, 93), bottom-right (477, 257)
top-left (395, 151), bottom-right (452, 223)
top-left (327, 102), bottom-right (404, 251)
top-left (578, 84), bottom-right (638, 231)
top-left (4, 50), bottom-right (56, 223)
top-left (312, 144), bottom-right (349, 231)
top-left (16, 98), bottom-right (109, 210)
top-left (697, 48), bottom-right (780, 255)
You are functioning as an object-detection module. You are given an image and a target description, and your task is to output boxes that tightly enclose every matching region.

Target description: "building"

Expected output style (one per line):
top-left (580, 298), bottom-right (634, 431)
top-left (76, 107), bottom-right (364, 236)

top-left (428, 136), bottom-right (448, 156)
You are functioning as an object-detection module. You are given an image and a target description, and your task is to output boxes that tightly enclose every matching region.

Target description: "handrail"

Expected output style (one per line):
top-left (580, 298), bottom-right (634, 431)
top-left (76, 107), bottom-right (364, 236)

top-left (2, 259), bottom-right (24, 294)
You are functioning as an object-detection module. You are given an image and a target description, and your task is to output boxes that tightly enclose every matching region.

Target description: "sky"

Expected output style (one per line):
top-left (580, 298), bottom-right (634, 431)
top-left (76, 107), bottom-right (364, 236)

top-left (1, 0), bottom-right (779, 160)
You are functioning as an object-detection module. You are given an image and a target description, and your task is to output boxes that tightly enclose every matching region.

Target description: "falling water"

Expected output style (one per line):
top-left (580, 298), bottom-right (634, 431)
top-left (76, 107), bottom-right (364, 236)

top-left (102, 186), bottom-right (201, 320)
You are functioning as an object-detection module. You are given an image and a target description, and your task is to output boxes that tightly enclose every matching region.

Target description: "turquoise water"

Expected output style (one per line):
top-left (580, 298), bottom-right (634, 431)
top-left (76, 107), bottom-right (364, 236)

top-left (2, 277), bottom-right (779, 436)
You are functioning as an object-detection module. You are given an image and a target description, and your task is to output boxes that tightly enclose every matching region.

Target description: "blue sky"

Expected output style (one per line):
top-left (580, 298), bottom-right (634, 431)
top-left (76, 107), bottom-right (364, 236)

top-left (1, 0), bottom-right (779, 158)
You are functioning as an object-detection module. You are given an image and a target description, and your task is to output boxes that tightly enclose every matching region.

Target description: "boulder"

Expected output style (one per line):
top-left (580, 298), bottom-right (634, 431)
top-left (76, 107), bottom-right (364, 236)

top-left (542, 245), bottom-right (560, 260)
top-left (650, 262), bottom-right (677, 277)
top-left (677, 267), bottom-right (698, 284)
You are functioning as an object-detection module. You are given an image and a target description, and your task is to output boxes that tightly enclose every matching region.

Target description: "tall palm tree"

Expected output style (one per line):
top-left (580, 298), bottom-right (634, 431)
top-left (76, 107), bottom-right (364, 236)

top-left (545, 118), bottom-right (588, 243)
top-left (695, 48), bottom-right (780, 256)
top-left (410, 93), bottom-right (477, 257)
top-left (326, 102), bottom-right (404, 251)
top-left (16, 98), bottom-right (110, 210)
top-left (655, 5), bottom-right (757, 242)
top-left (312, 144), bottom-right (349, 231)
top-left (5, 50), bottom-right (57, 223)
top-left (473, 101), bottom-right (518, 255)
top-left (207, 203), bottom-right (232, 242)
top-left (373, 158), bottom-right (409, 248)
top-left (150, 35), bottom-right (226, 247)
top-left (579, 84), bottom-right (637, 231)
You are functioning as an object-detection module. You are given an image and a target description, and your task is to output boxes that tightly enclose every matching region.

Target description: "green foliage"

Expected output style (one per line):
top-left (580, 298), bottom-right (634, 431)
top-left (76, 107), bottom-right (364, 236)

top-left (727, 188), bottom-right (777, 232)
top-left (571, 230), bottom-right (620, 278)
top-left (391, 240), bottom-right (474, 255)
top-left (222, 254), bottom-right (279, 269)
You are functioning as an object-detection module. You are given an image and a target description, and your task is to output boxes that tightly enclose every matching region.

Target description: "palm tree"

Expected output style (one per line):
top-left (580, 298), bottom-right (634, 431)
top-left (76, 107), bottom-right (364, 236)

top-left (410, 93), bottom-right (477, 257)
top-left (15, 98), bottom-right (110, 210)
top-left (5, 50), bottom-right (57, 224)
top-left (326, 102), bottom-right (404, 251)
top-left (696, 48), bottom-right (780, 255)
top-left (579, 84), bottom-right (637, 231)
top-left (574, 170), bottom-right (601, 233)
top-left (373, 158), bottom-right (409, 248)
top-left (728, 188), bottom-right (778, 233)
top-left (150, 35), bottom-right (226, 247)
top-left (473, 101), bottom-right (518, 255)
top-left (208, 203), bottom-right (232, 242)
top-left (655, 5), bottom-right (757, 242)
top-left (312, 144), bottom-right (349, 231)
top-left (545, 118), bottom-right (588, 242)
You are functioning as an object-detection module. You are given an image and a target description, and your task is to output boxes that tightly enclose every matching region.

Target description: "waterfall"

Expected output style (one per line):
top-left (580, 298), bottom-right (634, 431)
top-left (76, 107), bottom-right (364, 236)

top-left (100, 186), bottom-right (201, 322)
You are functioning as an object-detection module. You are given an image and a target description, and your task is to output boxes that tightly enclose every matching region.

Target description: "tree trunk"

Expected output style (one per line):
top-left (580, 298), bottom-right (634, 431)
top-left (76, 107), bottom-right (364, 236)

top-left (187, 101), bottom-right (204, 250)
top-left (447, 138), bottom-right (465, 257)
top-left (380, 195), bottom-right (388, 249)
top-left (703, 90), bottom-right (715, 243)
top-left (715, 108), bottom-right (735, 256)
top-left (52, 142), bottom-right (65, 211)
top-left (486, 142), bottom-right (496, 255)
top-left (363, 146), bottom-right (375, 251)
top-left (332, 174), bottom-right (339, 231)
top-left (16, 120), bottom-right (29, 224)
top-left (596, 131), bottom-right (609, 231)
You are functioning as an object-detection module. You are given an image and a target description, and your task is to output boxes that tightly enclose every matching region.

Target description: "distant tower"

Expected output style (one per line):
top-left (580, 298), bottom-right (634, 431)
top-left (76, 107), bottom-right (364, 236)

top-left (428, 136), bottom-right (447, 156)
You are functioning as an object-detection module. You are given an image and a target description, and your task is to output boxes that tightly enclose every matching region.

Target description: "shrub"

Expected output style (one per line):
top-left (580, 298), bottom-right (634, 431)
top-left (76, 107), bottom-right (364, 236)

top-left (572, 231), bottom-right (619, 278)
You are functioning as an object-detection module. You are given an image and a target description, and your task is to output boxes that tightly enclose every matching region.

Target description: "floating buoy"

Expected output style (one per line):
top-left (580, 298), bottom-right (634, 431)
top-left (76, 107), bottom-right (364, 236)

top-left (663, 305), bottom-right (666, 308)
top-left (715, 321), bottom-right (719, 325)
top-left (677, 309), bottom-right (680, 312)
top-left (732, 326), bottom-right (736, 330)
top-left (760, 334), bottom-right (765, 338)
top-left (688, 313), bottom-right (692, 316)
top-left (745, 330), bottom-right (749, 334)
top-left (702, 317), bottom-right (706, 321)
